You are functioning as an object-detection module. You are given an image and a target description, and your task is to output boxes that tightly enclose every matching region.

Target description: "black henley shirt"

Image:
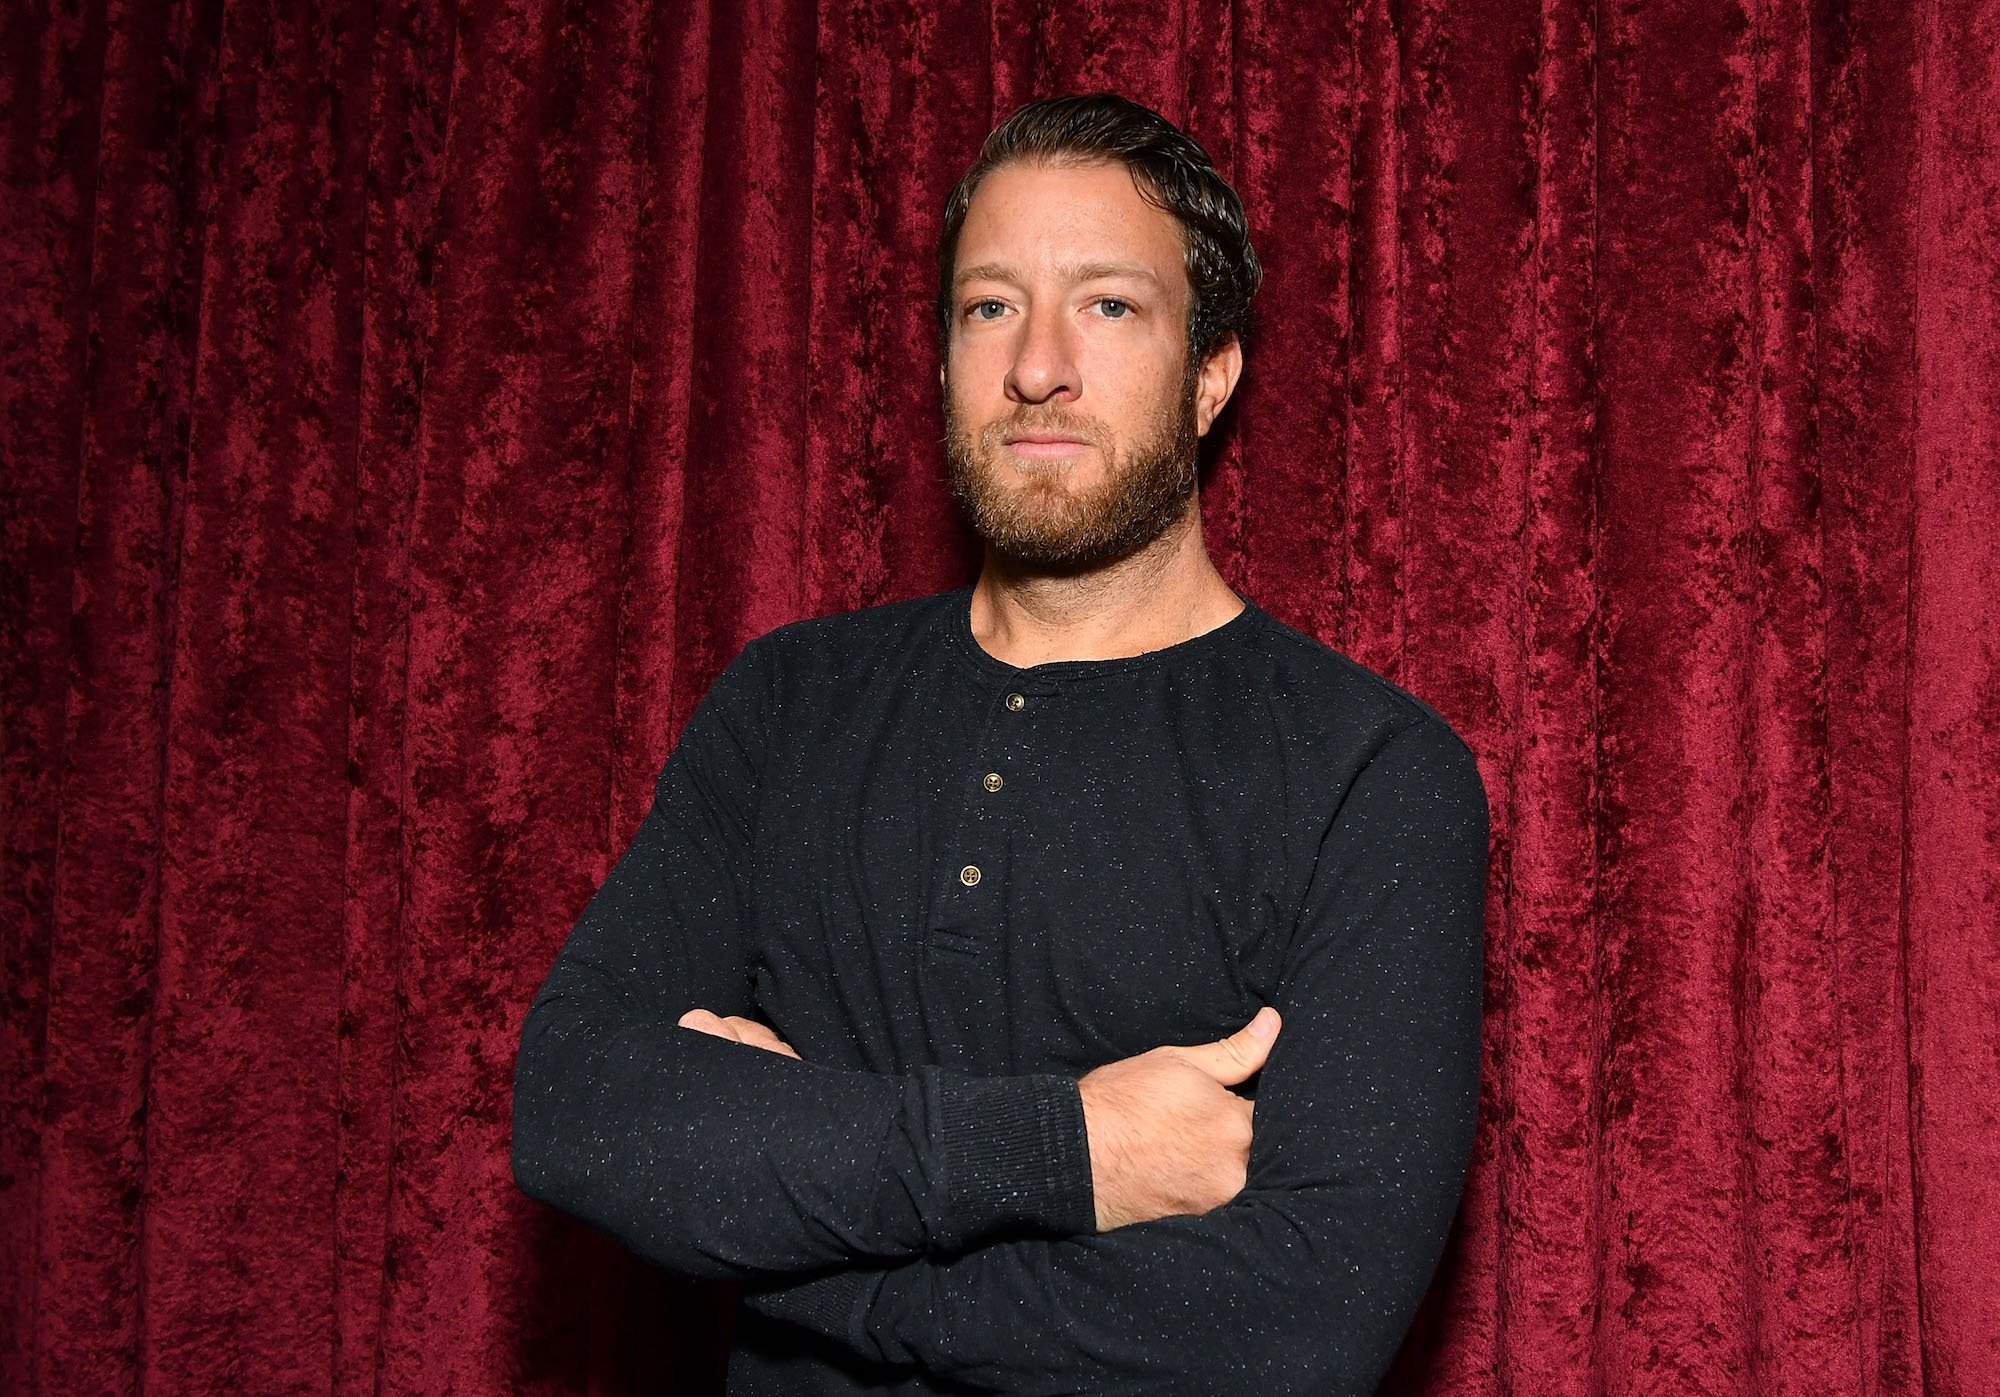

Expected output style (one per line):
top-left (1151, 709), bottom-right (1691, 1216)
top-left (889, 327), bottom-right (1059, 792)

top-left (510, 583), bottom-right (1490, 1396)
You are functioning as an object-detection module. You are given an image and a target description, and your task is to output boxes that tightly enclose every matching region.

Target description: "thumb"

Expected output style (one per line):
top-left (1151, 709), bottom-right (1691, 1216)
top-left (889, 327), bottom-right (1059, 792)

top-left (1176, 1006), bottom-right (1281, 1085)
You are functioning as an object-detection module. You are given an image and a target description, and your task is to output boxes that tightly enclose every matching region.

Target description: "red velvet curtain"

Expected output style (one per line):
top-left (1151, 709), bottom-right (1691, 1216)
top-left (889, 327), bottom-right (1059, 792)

top-left (5, 0), bottom-right (1997, 1391)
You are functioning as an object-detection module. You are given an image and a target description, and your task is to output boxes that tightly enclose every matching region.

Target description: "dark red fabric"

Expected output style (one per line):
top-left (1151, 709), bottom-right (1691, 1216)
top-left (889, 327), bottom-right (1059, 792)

top-left (4, 0), bottom-right (1996, 1392)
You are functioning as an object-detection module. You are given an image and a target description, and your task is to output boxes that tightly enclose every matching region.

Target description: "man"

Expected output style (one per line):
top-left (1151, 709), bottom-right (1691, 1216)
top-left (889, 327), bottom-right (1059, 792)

top-left (511, 93), bottom-right (1488, 1395)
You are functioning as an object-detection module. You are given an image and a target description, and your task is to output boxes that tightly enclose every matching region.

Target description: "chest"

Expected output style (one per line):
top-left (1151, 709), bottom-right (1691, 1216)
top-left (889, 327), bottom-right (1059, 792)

top-left (745, 677), bottom-right (1309, 1073)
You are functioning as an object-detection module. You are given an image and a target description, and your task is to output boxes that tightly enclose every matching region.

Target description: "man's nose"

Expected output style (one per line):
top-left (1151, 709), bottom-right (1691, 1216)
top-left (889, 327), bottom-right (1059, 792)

top-left (1005, 305), bottom-right (1080, 405)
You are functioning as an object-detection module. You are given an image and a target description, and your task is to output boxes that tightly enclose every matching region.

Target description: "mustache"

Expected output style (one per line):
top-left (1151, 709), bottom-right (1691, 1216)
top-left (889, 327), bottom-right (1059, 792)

top-left (984, 411), bottom-right (1107, 445)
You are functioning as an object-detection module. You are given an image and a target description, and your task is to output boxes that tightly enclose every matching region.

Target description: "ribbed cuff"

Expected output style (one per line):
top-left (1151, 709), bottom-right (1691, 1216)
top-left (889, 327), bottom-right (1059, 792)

top-left (929, 1070), bottom-right (1096, 1252)
top-left (742, 1265), bottom-right (880, 1352)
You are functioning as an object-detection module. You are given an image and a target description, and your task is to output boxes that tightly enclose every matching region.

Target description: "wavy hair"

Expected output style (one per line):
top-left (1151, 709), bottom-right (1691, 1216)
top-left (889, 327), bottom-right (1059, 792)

top-left (936, 93), bottom-right (1263, 368)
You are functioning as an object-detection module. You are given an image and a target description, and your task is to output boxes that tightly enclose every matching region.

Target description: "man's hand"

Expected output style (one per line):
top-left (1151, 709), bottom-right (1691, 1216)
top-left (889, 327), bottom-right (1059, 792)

top-left (678, 1008), bottom-right (802, 1059)
top-left (676, 1002), bottom-right (1276, 1232)
top-left (1077, 1006), bottom-right (1280, 1232)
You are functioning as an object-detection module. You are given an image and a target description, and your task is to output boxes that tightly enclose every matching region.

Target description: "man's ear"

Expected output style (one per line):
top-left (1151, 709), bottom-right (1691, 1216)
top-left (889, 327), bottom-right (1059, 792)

top-left (1196, 335), bottom-right (1244, 437)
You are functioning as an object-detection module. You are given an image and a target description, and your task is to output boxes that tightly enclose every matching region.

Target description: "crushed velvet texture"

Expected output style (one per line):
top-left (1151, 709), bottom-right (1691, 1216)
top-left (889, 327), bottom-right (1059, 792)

top-left (2, 0), bottom-right (1996, 1393)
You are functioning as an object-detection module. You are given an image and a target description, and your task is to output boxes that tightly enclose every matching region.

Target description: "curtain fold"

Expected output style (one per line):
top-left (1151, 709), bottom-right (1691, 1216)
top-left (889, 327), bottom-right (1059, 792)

top-left (3, 0), bottom-right (1995, 1391)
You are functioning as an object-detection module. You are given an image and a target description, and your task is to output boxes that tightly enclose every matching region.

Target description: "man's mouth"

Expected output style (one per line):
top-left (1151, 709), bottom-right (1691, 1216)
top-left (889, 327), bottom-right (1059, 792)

top-left (1002, 432), bottom-right (1094, 459)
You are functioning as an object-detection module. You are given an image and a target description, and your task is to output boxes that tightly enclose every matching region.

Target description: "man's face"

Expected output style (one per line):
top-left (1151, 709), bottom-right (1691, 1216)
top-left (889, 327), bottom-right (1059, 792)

top-left (941, 159), bottom-right (1235, 572)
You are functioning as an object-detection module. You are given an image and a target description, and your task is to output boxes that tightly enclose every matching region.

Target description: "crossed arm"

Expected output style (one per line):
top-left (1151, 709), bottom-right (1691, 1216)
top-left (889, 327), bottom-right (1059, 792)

top-left (511, 638), bottom-right (1489, 1394)
top-left (511, 639), bottom-right (1102, 1274)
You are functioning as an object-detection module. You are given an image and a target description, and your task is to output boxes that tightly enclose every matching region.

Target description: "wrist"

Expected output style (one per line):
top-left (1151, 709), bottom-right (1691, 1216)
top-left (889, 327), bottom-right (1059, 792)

top-left (1075, 1072), bottom-right (1128, 1232)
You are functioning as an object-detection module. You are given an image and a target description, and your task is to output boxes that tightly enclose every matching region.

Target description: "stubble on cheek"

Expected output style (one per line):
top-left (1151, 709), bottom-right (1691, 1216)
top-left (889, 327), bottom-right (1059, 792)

top-left (941, 359), bottom-right (1201, 572)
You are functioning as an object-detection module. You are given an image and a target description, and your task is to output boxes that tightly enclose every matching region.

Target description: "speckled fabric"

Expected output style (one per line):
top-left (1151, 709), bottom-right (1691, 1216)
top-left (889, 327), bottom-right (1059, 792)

top-left (511, 583), bottom-right (1489, 1394)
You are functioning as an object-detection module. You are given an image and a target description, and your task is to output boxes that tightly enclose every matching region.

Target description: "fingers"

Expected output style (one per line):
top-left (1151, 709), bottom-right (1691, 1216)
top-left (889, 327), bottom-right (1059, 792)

top-left (1172, 1006), bottom-right (1281, 1085)
top-left (677, 1008), bottom-right (741, 1041)
top-left (731, 1019), bottom-right (803, 1059)
top-left (677, 1008), bottom-right (801, 1059)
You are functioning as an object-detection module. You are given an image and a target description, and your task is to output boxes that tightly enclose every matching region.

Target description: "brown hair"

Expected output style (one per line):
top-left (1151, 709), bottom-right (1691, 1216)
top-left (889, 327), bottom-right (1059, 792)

top-left (936, 93), bottom-right (1263, 368)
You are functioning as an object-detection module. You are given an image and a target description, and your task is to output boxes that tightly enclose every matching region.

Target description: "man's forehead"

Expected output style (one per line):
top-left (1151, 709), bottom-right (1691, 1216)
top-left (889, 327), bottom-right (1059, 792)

top-left (952, 160), bottom-right (1187, 291)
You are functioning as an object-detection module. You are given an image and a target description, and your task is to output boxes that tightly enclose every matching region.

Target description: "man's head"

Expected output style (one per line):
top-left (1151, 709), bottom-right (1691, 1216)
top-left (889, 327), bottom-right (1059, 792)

top-left (936, 94), bottom-right (1262, 573)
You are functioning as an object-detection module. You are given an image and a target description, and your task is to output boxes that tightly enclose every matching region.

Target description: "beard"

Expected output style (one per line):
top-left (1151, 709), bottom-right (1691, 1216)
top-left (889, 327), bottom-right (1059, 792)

top-left (943, 355), bottom-right (1201, 573)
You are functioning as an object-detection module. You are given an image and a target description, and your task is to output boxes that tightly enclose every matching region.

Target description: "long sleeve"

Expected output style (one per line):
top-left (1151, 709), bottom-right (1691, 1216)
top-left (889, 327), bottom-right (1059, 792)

top-left (509, 635), bottom-right (1098, 1281)
top-left (741, 715), bottom-right (1490, 1395)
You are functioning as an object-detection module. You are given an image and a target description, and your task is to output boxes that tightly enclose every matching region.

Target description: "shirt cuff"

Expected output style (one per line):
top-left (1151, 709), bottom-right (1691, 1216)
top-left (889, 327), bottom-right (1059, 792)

top-left (742, 1265), bottom-right (881, 1349)
top-left (927, 1069), bottom-right (1097, 1252)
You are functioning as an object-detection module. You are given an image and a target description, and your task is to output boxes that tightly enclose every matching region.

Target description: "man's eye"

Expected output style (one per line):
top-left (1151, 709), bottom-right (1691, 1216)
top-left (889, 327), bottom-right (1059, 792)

top-left (1096, 298), bottom-right (1132, 319)
top-left (966, 300), bottom-right (1005, 321)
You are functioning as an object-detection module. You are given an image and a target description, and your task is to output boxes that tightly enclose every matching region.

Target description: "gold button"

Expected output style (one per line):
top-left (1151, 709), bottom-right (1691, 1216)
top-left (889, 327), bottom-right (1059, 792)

top-left (983, 772), bottom-right (1004, 792)
top-left (959, 864), bottom-right (981, 886)
top-left (1005, 692), bottom-right (1026, 711)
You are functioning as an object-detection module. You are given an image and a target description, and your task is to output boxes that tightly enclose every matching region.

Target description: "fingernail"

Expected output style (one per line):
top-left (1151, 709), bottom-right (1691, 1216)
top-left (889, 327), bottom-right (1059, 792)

top-left (1249, 1008), bottom-right (1275, 1039)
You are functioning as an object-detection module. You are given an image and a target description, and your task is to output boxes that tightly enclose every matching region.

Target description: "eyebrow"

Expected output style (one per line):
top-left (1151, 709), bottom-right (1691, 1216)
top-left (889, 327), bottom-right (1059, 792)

top-left (952, 260), bottom-right (1167, 293)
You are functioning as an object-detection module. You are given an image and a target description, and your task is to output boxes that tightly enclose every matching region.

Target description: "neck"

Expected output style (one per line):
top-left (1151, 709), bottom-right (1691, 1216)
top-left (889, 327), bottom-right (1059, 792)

top-left (968, 499), bottom-right (1245, 667)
